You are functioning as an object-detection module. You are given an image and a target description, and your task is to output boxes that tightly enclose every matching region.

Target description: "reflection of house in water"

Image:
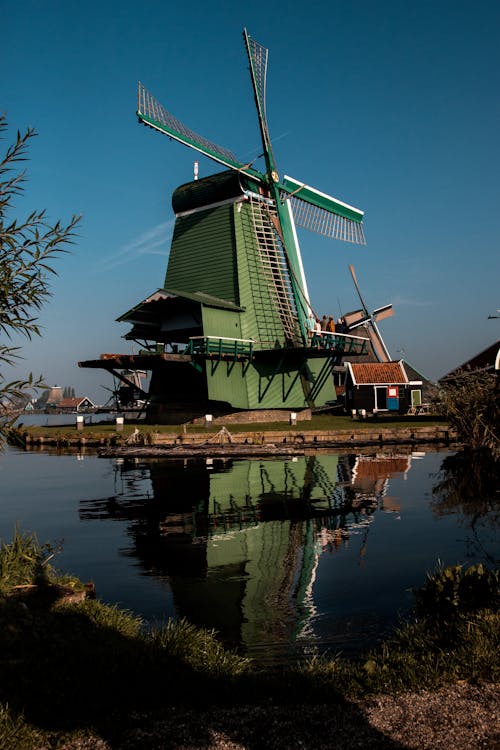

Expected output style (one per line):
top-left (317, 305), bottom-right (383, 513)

top-left (348, 454), bottom-right (413, 513)
top-left (80, 452), bottom-right (419, 655)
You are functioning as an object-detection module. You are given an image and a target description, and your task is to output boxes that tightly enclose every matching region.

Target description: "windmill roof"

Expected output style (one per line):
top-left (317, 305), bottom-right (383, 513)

top-left (118, 288), bottom-right (243, 324)
top-left (348, 361), bottom-right (409, 385)
top-left (165, 288), bottom-right (244, 311)
top-left (172, 170), bottom-right (261, 214)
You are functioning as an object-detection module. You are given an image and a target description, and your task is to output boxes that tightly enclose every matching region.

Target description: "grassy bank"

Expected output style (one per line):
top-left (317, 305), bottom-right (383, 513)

top-left (10, 413), bottom-right (449, 447)
top-left (0, 530), bottom-right (498, 749)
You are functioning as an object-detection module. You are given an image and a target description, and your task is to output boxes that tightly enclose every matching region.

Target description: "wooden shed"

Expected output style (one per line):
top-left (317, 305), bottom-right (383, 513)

top-left (344, 361), bottom-right (423, 415)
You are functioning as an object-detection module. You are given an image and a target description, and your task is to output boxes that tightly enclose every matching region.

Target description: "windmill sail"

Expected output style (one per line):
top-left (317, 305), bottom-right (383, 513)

top-left (372, 304), bottom-right (394, 322)
top-left (347, 265), bottom-right (393, 362)
top-left (243, 30), bottom-right (275, 171)
top-left (137, 82), bottom-right (245, 172)
top-left (280, 177), bottom-right (366, 245)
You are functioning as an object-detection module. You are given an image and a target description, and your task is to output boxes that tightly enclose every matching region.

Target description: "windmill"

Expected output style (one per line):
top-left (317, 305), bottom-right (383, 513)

top-left (80, 30), bottom-right (370, 419)
top-left (343, 265), bottom-right (394, 362)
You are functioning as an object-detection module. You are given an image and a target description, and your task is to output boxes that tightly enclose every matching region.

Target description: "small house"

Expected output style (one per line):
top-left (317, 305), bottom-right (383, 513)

top-left (58, 397), bottom-right (96, 413)
top-left (344, 361), bottom-right (423, 415)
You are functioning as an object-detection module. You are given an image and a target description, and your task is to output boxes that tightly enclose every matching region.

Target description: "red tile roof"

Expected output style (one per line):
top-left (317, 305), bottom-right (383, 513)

top-left (354, 456), bottom-right (410, 479)
top-left (59, 397), bottom-right (94, 408)
top-left (349, 362), bottom-right (407, 385)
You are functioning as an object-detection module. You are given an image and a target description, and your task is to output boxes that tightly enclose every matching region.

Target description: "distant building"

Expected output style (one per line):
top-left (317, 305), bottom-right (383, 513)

top-left (57, 397), bottom-right (96, 412)
top-left (439, 340), bottom-right (500, 383)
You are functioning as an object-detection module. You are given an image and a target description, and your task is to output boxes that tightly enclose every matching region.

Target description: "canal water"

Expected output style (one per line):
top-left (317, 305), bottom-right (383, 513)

top-left (1, 446), bottom-right (498, 665)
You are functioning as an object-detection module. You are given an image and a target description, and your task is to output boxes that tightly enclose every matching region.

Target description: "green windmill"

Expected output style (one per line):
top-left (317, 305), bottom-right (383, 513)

top-left (80, 30), bottom-right (369, 421)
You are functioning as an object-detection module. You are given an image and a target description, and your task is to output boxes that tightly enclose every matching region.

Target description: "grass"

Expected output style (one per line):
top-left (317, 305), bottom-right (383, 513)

top-left (0, 531), bottom-right (498, 749)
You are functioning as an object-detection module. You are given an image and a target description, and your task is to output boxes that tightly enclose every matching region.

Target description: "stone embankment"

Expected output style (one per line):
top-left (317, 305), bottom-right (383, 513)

top-left (98, 424), bottom-right (457, 458)
top-left (17, 424), bottom-right (457, 456)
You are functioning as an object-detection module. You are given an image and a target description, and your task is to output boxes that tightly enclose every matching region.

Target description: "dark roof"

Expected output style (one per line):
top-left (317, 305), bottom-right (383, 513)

top-left (117, 288), bottom-right (243, 344)
top-left (59, 397), bottom-right (95, 408)
top-left (439, 340), bottom-right (500, 382)
top-left (172, 170), bottom-right (261, 214)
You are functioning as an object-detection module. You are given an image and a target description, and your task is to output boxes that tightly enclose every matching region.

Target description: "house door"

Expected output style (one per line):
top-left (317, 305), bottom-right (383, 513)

top-left (375, 386), bottom-right (387, 410)
top-left (386, 385), bottom-right (400, 411)
top-left (411, 390), bottom-right (422, 407)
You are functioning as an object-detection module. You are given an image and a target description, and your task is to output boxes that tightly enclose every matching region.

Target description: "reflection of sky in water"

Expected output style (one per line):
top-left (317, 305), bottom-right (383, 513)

top-left (1, 447), bottom-right (498, 664)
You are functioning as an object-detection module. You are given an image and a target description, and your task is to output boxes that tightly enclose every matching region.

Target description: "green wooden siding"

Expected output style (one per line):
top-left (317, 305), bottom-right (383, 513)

top-left (201, 306), bottom-right (243, 340)
top-left (165, 205), bottom-right (239, 305)
top-left (205, 357), bottom-right (335, 409)
top-left (206, 362), bottom-right (250, 408)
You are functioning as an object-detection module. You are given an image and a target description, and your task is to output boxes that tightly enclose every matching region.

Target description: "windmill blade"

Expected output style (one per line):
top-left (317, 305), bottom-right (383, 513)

top-left (348, 319), bottom-right (391, 362)
top-left (347, 266), bottom-right (392, 362)
top-left (368, 319), bottom-right (391, 362)
top-left (347, 315), bottom-right (372, 331)
top-left (343, 309), bottom-right (367, 328)
top-left (348, 264), bottom-right (369, 314)
top-left (280, 176), bottom-right (366, 245)
top-left (243, 30), bottom-right (277, 175)
top-left (137, 82), bottom-right (247, 173)
top-left (372, 303), bottom-right (394, 322)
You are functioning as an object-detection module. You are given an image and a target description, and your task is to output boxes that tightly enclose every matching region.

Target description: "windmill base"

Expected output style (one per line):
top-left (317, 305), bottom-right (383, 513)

top-left (79, 350), bottom-right (339, 421)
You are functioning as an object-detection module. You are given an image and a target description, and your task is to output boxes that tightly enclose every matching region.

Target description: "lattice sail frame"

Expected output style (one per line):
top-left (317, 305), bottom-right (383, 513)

top-left (283, 193), bottom-right (366, 244)
top-left (243, 31), bottom-right (276, 172)
top-left (137, 82), bottom-right (241, 169)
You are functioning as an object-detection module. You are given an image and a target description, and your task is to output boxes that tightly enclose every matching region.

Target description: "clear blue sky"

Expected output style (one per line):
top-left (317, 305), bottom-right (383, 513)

top-left (4, 0), bottom-right (499, 402)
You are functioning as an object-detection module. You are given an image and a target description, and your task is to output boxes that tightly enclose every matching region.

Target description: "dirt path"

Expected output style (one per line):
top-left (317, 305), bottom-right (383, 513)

top-left (57, 682), bottom-right (499, 750)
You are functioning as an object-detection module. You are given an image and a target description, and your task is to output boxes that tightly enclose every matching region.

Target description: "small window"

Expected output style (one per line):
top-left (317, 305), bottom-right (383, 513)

top-left (411, 389), bottom-right (422, 407)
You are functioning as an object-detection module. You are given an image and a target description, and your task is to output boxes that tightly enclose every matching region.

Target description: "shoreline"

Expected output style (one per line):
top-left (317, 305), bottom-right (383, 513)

top-left (16, 423), bottom-right (458, 455)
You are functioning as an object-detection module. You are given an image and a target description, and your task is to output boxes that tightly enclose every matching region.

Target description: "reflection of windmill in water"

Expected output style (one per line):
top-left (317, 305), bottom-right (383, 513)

top-left (79, 30), bottom-right (371, 421)
top-left (79, 455), bottom-right (385, 656)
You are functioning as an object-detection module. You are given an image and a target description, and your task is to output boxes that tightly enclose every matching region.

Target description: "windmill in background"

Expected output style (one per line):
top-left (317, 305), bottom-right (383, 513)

top-left (343, 265), bottom-right (394, 362)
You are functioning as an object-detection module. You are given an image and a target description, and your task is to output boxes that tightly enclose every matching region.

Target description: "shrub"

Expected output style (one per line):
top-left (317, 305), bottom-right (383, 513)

top-left (414, 562), bottom-right (500, 623)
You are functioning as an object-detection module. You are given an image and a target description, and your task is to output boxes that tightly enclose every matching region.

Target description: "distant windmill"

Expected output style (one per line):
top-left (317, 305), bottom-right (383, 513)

top-left (343, 265), bottom-right (394, 362)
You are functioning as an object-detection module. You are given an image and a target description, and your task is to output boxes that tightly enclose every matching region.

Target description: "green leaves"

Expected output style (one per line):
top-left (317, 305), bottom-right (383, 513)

top-left (414, 563), bottom-right (500, 624)
top-left (435, 372), bottom-right (499, 458)
top-left (0, 115), bottom-right (81, 434)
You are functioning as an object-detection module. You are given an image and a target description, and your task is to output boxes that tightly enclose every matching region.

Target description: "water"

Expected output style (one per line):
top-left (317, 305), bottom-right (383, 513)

top-left (14, 412), bottom-right (117, 428)
top-left (1, 446), bottom-right (498, 665)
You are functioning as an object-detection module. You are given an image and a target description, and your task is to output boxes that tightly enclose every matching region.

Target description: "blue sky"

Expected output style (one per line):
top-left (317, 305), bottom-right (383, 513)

top-left (4, 0), bottom-right (499, 402)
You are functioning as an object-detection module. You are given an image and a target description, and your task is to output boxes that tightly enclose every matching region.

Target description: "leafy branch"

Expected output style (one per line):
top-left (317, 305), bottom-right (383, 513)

top-left (0, 114), bottom-right (80, 430)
